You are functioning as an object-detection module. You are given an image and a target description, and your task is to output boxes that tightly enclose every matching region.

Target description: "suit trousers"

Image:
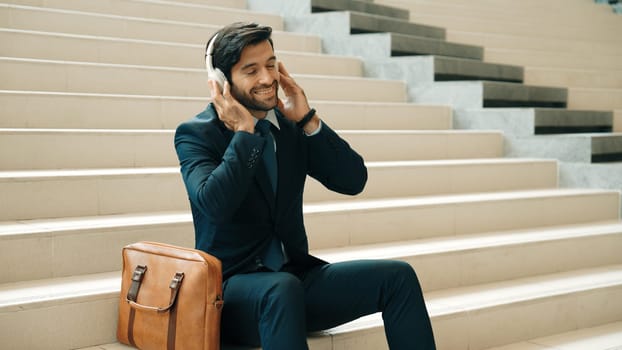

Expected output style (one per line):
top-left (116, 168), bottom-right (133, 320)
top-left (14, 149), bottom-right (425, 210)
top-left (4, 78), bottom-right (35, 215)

top-left (220, 259), bottom-right (436, 350)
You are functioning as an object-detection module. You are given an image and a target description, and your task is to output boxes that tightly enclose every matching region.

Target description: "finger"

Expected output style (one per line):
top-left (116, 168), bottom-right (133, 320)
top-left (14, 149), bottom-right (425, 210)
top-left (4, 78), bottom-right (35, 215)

top-left (208, 79), bottom-right (222, 97)
top-left (278, 61), bottom-right (290, 77)
top-left (222, 80), bottom-right (231, 98)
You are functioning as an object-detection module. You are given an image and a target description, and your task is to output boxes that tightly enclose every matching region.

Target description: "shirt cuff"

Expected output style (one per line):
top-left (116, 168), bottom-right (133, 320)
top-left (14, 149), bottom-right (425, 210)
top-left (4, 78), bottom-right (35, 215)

top-left (304, 120), bottom-right (322, 136)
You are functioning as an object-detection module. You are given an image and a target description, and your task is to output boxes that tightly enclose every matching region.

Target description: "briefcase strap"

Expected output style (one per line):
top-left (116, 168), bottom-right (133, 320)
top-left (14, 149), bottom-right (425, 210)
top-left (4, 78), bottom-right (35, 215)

top-left (126, 265), bottom-right (147, 347)
top-left (125, 265), bottom-right (185, 350)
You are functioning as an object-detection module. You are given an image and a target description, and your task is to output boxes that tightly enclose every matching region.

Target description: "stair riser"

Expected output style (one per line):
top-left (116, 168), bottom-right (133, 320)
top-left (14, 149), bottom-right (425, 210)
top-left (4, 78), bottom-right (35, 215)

top-left (0, 59), bottom-right (406, 101)
top-left (486, 50), bottom-right (622, 71)
top-left (525, 68), bottom-right (622, 90)
top-left (410, 14), bottom-right (622, 42)
top-left (333, 286), bottom-right (622, 350)
top-left (0, 131), bottom-right (499, 170)
top-left (405, 233), bottom-right (622, 292)
top-left (0, 161), bottom-right (557, 221)
top-left (10, 213), bottom-right (617, 287)
top-left (568, 89), bottom-right (622, 111)
top-left (0, 29), bottom-right (363, 76)
top-left (1, 0), bottom-right (284, 29)
top-left (341, 132), bottom-right (503, 162)
top-left (306, 160), bottom-right (557, 202)
top-left (307, 192), bottom-right (620, 248)
top-left (0, 5), bottom-right (321, 52)
top-left (0, 296), bottom-right (119, 350)
top-left (0, 173), bottom-right (188, 220)
top-left (3, 284), bottom-right (620, 350)
top-left (0, 222), bottom-right (195, 283)
top-left (447, 31), bottom-right (622, 56)
top-left (0, 92), bottom-right (451, 130)
top-left (433, 286), bottom-right (622, 350)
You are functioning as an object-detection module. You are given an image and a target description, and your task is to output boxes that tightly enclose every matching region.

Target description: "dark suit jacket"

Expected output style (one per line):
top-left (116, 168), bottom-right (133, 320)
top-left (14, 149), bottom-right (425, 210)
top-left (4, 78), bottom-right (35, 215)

top-left (174, 104), bottom-right (367, 280)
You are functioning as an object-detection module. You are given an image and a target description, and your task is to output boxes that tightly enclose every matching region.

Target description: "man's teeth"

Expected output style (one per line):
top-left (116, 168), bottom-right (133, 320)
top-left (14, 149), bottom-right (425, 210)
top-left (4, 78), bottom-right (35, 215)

top-left (255, 87), bottom-right (273, 94)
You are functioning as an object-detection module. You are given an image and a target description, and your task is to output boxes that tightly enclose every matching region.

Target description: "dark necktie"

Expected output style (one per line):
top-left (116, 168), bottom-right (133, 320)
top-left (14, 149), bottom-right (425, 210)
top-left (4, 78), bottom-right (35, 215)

top-left (255, 119), bottom-right (277, 194)
top-left (255, 119), bottom-right (284, 271)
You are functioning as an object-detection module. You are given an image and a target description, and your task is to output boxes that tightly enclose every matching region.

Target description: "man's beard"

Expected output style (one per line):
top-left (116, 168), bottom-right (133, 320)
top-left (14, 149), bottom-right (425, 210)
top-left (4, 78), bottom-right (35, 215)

top-left (231, 81), bottom-right (279, 114)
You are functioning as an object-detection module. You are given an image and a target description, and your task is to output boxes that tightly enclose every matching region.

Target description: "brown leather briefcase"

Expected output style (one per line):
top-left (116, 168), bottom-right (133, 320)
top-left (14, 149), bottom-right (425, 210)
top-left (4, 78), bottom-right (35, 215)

top-left (117, 241), bottom-right (223, 350)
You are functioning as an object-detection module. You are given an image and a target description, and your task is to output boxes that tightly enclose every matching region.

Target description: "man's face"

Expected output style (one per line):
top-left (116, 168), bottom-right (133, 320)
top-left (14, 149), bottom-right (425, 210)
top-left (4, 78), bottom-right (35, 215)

top-left (230, 40), bottom-right (279, 118)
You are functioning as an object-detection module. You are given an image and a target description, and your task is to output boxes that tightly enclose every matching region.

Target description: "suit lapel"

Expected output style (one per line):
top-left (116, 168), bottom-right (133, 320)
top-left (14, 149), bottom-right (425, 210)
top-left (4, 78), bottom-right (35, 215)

top-left (214, 106), bottom-right (276, 215)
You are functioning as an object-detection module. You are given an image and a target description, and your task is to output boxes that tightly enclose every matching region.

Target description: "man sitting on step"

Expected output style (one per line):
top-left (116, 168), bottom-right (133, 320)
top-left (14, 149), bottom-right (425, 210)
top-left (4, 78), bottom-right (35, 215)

top-left (174, 22), bottom-right (436, 350)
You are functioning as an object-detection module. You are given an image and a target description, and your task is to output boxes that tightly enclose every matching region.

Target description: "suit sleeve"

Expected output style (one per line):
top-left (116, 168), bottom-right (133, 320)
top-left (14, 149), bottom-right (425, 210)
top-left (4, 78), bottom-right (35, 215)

top-left (305, 121), bottom-right (367, 195)
top-left (174, 121), bottom-right (265, 223)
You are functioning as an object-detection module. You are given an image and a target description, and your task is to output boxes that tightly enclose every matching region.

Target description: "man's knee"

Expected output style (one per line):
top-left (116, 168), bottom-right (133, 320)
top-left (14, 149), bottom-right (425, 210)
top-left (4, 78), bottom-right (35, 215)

top-left (261, 272), bottom-right (304, 312)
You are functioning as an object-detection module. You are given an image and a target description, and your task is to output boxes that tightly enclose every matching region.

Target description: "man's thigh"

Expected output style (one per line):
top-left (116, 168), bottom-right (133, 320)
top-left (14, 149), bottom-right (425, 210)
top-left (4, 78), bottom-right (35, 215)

top-left (220, 271), bottom-right (306, 347)
top-left (301, 259), bottom-right (408, 332)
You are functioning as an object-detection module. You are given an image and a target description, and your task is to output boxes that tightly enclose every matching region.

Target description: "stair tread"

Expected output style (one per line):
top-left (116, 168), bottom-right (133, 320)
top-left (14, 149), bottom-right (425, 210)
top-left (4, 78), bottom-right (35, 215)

top-left (1, 2), bottom-right (283, 29)
top-left (0, 158), bottom-right (556, 178)
top-left (0, 188), bottom-right (613, 238)
top-left (311, 0), bottom-right (410, 20)
top-left (485, 321), bottom-right (622, 350)
top-left (3, 263), bottom-right (621, 324)
top-left (315, 221), bottom-right (622, 263)
top-left (328, 264), bottom-right (622, 335)
top-left (0, 27), bottom-right (362, 72)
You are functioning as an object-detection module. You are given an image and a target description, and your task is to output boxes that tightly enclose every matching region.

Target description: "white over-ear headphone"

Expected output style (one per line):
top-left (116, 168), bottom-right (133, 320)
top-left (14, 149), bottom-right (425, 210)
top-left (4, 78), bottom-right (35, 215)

top-left (205, 33), bottom-right (227, 89)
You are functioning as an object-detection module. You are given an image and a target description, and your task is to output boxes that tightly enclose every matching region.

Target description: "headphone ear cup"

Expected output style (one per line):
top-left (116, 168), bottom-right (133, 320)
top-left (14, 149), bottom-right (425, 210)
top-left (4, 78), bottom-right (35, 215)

top-left (208, 67), bottom-right (227, 90)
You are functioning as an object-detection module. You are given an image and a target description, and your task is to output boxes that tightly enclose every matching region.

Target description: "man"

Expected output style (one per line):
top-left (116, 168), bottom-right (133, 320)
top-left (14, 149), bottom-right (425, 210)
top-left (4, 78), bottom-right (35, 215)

top-left (174, 22), bottom-right (436, 350)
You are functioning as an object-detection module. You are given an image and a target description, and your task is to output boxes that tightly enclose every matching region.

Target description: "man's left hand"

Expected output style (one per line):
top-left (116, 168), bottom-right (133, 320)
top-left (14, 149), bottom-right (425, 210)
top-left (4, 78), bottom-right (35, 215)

top-left (277, 62), bottom-right (320, 134)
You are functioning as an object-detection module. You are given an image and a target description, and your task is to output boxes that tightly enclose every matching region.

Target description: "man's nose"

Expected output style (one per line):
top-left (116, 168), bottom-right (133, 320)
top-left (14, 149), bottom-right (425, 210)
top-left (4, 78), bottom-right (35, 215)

top-left (258, 67), bottom-right (276, 84)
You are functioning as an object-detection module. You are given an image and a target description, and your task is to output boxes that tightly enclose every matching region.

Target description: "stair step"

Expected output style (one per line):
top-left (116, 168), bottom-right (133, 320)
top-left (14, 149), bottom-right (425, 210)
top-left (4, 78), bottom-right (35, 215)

top-left (525, 67), bottom-right (622, 89)
top-left (0, 129), bottom-right (501, 170)
top-left (311, 0), bottom-right (410, 20)
top-left (505, 133), bottom-right (622, 163)
top-left (568, 87), bottom-right (622, 111)
top-left (0, 57), bottom-right (407, 101)
top-left (9, 198), bottom-right (617, 287)
top-left (1, 0), bottom-right (284, 29)
top-left (0, 28), bottom-right (363, 76)
top-left (485, 321), bottom-right (622, 350)
top-left (345, 10), bottom-right (444, 39)
top-left (305, 189), bottom-right (620, 248)
top-left (0, 158), bottom-right (556, 221)
top-left (315, 222), bottom-right (622, 292)
top-left (409, 12), bottom-right (622, 42)
top-left (155, 0), bottom-right (246, 8)
top-left (387, 31), bottom-right (483, 59)
top-left (329, 265), bottom-right (622, 350)
top-left (432, 55), bottom-right (523, 83)
top-left (0, 4), bottom-right (321, 52)
top-left (454, 108), bottom-right (614, 136)
top-left (364, 56), bottom-right (523, 89)
top-left (0, 91), bottom-right (452, 130)
top-left (413, 81), bottom-right (567, 109)
top-left (306, 158), bottom-right (557, 202)
top-left (447, 30), bottom-right (622, 57)
top-left (3, 265), bottom-right (622, 349)
top-left (485, 48), bottom-right (622, 71)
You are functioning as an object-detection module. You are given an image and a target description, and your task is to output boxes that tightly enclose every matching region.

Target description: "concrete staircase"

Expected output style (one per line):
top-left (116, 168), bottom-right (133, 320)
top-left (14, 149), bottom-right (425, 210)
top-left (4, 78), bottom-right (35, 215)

top-left (367, 0), bottom-right (622, 196)
top-left (1, 1), bottom-right (622, 350)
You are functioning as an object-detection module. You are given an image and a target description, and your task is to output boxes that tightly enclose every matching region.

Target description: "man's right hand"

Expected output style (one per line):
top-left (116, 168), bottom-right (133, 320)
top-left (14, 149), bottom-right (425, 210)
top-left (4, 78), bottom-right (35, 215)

top-left (209, 80), bottom-right (255, 133)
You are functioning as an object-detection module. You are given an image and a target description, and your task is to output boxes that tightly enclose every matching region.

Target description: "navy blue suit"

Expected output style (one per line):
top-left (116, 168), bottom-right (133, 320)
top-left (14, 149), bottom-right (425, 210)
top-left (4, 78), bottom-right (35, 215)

top-left (175, 104), bottom-right (435, 349)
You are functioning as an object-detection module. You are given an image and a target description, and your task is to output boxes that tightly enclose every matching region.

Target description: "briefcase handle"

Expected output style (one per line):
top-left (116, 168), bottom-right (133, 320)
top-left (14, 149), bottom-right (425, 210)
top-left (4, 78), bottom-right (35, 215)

top-left (125, 265), bottom-right (185, 313)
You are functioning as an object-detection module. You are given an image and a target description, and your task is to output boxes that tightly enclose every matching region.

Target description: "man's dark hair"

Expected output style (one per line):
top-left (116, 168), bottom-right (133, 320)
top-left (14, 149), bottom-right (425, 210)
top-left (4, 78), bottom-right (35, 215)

top-left (206, 22), bottom-right (274, 83)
